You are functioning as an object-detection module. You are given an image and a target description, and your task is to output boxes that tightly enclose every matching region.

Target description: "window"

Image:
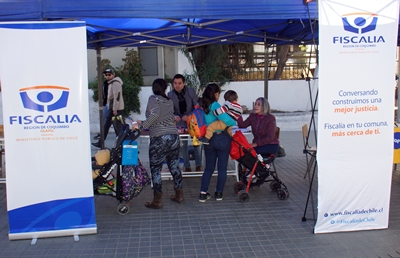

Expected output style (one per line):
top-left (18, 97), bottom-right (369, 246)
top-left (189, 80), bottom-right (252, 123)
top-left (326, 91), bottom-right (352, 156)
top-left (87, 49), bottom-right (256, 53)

top-left (139, 47), bottom-right (158, 76)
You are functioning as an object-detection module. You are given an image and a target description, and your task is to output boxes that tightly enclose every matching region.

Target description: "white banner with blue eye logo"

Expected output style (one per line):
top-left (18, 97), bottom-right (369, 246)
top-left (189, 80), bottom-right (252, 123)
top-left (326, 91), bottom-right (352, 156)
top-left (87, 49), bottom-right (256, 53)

top-left (316, 1), bottom-right (399, 233)
top-left (0, 22), bottom-right (97, 240)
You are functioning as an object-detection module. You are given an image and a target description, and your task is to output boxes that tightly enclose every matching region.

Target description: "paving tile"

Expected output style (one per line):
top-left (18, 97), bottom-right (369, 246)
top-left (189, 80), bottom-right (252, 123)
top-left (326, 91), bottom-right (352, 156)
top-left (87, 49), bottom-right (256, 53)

top-left (0, 131), bottom-right (399, 257)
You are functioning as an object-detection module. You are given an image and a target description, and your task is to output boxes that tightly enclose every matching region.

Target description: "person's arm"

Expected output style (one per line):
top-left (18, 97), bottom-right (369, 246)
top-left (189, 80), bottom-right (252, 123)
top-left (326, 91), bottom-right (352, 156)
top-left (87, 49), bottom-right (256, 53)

top-left (237, 114), bottom-right (252, 128)
top-left (168, 91), bottom-right (182, 122)
top-left (212, 105), bottom-right (228, 117)
top-left (210, 102), bottom-right (235, 126)
top-left (111, 80), bottom-right (123, 115)
top-left (182, 88), bottom-right (199, 121)
top-left (138, 96), bottom-right (161, 130)
top-left (189, 88), bottom-right (199, 110)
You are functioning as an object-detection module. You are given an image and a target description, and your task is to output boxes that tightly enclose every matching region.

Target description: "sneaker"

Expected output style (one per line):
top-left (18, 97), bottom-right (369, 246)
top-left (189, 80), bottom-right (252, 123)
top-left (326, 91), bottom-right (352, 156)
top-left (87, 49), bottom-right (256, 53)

top-left (93, 133), bottom-right (100, 139)
top-left (199, 192), bottom-right (211, 202)
top-left (215, 192), bottom-right (223, 201)
top-left (195, 166), bottom-right (202, 171)
top-left (91, 141), bottom-right (101, 148)
top-left (199, 137), bottom-right (210, 145)
top-left (185, 167), bottom-right (192, 172)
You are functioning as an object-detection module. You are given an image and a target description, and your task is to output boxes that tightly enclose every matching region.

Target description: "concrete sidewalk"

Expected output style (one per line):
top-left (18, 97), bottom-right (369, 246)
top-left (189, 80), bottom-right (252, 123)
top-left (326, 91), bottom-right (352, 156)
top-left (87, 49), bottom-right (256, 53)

top-left (0, 130), bottom-right (398, 258)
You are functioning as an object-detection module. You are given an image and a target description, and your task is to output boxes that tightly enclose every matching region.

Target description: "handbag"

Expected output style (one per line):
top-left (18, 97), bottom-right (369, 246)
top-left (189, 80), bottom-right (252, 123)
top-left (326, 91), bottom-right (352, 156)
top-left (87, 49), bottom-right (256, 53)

top-left (121, 160), bottom-right (150, 201)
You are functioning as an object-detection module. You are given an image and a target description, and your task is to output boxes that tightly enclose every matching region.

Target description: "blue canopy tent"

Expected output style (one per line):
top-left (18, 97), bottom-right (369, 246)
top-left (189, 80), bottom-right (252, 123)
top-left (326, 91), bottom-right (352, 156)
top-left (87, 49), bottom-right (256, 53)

top-left (0, 0), bottom-right (318, 48)
top-left (0, 0), bottom-right (318, 147)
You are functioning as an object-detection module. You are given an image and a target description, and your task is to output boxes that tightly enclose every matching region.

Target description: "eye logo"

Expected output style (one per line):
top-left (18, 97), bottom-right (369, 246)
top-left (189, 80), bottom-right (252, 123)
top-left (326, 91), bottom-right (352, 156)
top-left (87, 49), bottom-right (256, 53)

top-left (394, 132), bottom-right (400, 149)
top-left (342, 12), bottom-right (378, 34)
top-left (19, 86), bottom-right (69, 112)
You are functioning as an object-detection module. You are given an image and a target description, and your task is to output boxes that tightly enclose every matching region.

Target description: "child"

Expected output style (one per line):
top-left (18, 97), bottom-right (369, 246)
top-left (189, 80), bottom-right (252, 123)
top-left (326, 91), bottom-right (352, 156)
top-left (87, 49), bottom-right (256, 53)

top-left (199, 90), bottom-right (243, 145)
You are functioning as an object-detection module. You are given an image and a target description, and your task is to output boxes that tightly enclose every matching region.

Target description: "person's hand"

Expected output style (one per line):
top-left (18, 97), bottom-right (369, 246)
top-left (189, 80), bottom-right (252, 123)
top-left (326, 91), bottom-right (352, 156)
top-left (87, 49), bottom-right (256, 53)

top-left (250, 143), bottom-right (257, 147)
top-left (174, 116), bottom-right (181, 122)
top-left (113, 110), bottom-right (117, 116)
top-left (182, 115), bottom-right (188, 121)
top-left (131, 121), bottom-right (139, 130)
top-left (132, 124), bottom-right (139, 130)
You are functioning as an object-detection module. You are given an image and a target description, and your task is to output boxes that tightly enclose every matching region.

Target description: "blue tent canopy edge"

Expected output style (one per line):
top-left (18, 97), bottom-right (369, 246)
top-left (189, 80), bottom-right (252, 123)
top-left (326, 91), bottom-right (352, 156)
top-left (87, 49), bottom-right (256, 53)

top-left (0, 0), bottom-right (318, 48)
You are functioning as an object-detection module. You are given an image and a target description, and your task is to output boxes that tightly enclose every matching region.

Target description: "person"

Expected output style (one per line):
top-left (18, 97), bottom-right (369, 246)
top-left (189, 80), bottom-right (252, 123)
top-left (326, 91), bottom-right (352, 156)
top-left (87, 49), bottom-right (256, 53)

top-left (167, 74), bottom-right (202, 172)
top-left (198, 83), bottom-right (233, 202)
top-left (237, 97), bottom-right (279, 156)
top-left (92, 68), bottom-right (124, 148)
top-left (93, 76), bottom-right (109, 140)
top-left (199, 90), bottom-right (242, 145)
top-left (132, 78), bottom-right (184, 209)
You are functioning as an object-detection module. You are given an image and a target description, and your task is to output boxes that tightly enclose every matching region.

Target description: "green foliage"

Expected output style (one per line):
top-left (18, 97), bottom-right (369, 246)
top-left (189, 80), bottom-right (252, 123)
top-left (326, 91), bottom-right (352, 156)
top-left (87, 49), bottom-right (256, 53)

top-left (117, 49), bottom-right (143, 115)
top-left (88, 48), bottom-right (143, 115)
top-left (88, 59), bottom-right (112, 103)
top-left (181, 46), bottom-right (229, 95)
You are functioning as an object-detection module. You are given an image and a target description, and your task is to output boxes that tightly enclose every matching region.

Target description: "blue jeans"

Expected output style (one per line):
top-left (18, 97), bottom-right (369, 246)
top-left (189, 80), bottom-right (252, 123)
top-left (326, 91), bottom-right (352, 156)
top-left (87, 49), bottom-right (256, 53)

top-left (254, 144), bottom-right (279, 156)
top-left (200, 132), bottom-right (232, 193)
top-left (102, 104), bottom-right (108, 123)
top-left (103, 109), bottom-right (123, 140)
top-left (180, 136), bottom-right (202, 168)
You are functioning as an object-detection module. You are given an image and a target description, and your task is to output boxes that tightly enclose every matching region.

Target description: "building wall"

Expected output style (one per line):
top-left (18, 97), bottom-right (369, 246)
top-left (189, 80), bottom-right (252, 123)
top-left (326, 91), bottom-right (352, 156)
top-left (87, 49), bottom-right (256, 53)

top-left (87, 79), bottom-right (318, 132)
top-left (0, 79), bottom-right (318, 131)
top-left (0, 48), bottom-right (318, 131)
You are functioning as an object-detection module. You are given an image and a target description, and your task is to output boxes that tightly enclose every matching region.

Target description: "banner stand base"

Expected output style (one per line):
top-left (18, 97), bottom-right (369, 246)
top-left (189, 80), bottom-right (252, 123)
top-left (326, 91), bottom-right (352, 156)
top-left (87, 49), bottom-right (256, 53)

top-left (9, 227), bottom-right (97, 241)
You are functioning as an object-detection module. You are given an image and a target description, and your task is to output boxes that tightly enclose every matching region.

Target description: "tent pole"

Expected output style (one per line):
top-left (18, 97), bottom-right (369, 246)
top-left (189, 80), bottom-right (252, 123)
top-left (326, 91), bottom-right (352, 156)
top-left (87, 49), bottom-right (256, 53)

top-left (96, 42), bottom-right (105, 148)
top-left (397, 46), bottom-right (400, 123)
top-left (264, 33), bottom-right (269, 100)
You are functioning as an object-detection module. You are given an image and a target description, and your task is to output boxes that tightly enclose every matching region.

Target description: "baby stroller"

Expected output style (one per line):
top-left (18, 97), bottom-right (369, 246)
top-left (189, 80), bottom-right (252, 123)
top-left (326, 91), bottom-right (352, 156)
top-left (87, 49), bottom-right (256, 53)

top-left (92, 124), bottom-right (150, 215)
top-left (231, 130), bottom-right (289, 202)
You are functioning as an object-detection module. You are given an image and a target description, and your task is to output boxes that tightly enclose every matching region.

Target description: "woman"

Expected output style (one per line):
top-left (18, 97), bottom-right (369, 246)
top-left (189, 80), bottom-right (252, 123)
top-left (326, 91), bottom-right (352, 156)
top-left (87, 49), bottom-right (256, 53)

top-left (237, 97), bottom-right (279, 155)
top-left (198, 84), bottom-right (233, 202)
top-left (132, 78), bottom-right (183, 209)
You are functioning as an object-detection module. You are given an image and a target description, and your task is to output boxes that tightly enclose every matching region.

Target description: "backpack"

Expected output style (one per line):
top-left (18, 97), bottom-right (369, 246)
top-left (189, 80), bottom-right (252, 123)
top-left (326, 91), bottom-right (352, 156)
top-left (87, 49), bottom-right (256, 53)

top-left (187, 106), bottom-right (207, 139)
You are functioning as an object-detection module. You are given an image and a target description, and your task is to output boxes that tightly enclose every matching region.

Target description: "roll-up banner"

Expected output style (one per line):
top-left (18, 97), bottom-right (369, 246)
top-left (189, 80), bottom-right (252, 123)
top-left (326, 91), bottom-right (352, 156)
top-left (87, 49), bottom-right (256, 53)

top-left (0, 22), bottom-right (97, 240)
top-left (316, 1), bottom-right (399, 233)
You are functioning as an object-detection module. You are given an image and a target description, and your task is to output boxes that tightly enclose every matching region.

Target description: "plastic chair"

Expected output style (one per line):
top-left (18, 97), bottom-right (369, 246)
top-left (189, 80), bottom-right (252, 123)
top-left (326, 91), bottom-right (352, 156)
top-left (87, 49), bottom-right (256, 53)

top-left (302, 124), bottom-right (316, 178)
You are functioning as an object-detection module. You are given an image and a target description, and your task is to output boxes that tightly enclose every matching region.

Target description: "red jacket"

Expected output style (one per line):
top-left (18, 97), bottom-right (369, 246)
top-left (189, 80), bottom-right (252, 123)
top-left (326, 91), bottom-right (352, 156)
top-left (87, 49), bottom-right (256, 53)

top-left (237, 113), bottom-right (279, 146)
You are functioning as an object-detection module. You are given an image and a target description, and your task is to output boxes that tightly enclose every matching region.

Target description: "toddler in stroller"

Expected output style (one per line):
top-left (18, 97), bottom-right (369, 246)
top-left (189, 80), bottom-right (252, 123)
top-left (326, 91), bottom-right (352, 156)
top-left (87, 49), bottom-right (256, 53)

top-left (230, 130), bottom-right (289, 201)
top-left (92, 125), bottom-right (150, 215)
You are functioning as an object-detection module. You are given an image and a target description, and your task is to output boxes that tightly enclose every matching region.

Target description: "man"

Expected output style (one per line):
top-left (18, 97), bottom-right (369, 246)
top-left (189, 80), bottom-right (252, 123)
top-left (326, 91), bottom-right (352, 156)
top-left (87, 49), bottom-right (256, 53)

top-left (167, 74), bottom-right (202, 172)
top-left (93, 75), bottom-right (109, 139)
top-left (92, 68), bottom-right (124, 148)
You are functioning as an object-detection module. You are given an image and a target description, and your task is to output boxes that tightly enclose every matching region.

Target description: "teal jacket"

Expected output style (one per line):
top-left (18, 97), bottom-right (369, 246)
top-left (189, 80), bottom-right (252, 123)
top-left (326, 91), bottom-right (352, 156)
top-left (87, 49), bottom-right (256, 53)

top-left (204, 102), bottom-right (236, 130)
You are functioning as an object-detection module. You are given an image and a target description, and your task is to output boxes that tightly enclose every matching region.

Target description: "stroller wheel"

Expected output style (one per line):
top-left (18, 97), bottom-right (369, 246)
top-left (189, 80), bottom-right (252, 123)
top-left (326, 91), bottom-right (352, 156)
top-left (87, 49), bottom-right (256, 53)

top-left (238, 190), bottom-right (250, 202)
top-left (269, 181), bottom-right (281, 192)
top-left (277, 189), bottom-right (289, 200)
top-left (233, 182), bottom-right (244, 193)
top-left (117, 203), bottom-right (130, 215)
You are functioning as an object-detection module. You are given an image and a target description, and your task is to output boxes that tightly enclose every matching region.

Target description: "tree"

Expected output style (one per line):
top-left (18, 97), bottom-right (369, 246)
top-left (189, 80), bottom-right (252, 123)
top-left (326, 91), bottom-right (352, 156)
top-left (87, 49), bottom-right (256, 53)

top-left (181, 45), bottom-right (229, 95)
top-left (273, 45), bottom-right (291, 80)
top-left (272, 45), bottom-right (309, 79)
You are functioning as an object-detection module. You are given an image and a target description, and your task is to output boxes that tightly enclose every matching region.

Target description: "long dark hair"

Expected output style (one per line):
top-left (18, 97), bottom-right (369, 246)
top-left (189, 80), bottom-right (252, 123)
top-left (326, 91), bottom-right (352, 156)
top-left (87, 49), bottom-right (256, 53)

top-left (200, 83), bottom-right (220, 114)
top-left (152, 78), bottom-right (169, 100)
